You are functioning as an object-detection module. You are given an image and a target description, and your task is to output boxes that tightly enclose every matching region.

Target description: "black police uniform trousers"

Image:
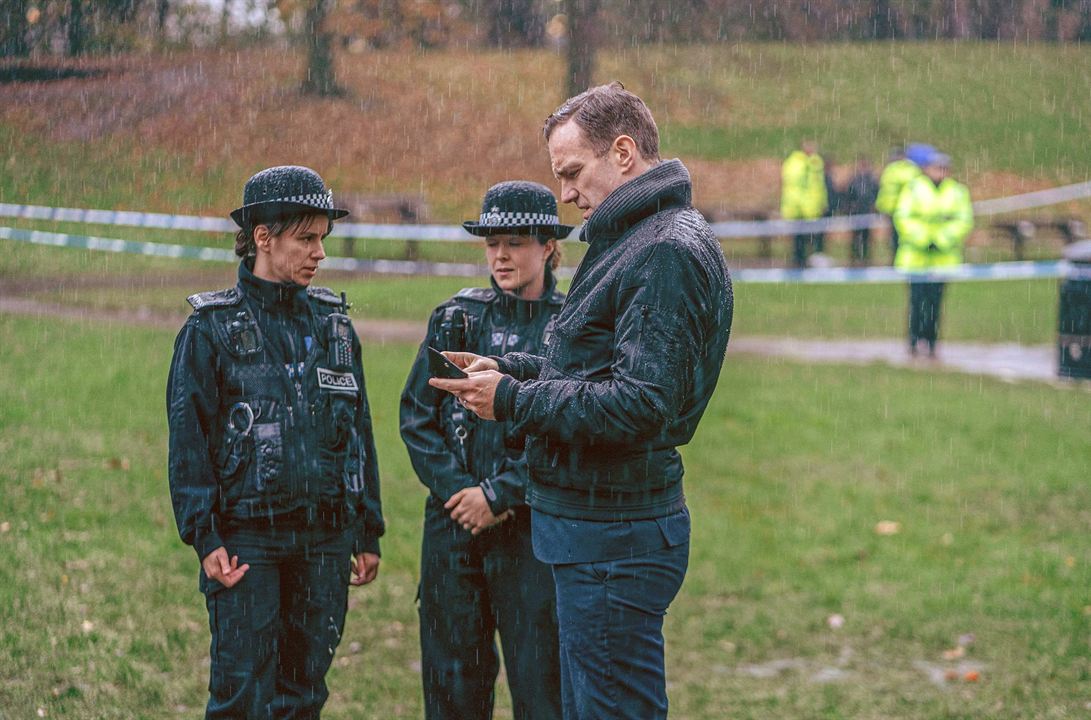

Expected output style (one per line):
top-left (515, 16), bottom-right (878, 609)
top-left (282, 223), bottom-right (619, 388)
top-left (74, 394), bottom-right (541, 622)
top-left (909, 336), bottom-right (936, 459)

top-left (908, 279), bottom-right (946, 350)
top-left (793, 232), bottom-right (824, 268)
top-left (888, 220), bottom-right (900, 265)
top-left (418, 495), bottom-right (562, 720)
top-left (851, 228), bottom-right (871, 264)
top-left (203, 517), bottom-right (353, 719)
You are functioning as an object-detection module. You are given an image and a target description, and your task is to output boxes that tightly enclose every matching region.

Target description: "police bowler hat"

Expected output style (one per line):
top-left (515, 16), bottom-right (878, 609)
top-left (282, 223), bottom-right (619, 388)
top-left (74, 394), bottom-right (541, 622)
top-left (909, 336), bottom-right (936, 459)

top-left (462, 181), bottom-right (573, 239)
top-left (230, 165), bottom-right (349, 229)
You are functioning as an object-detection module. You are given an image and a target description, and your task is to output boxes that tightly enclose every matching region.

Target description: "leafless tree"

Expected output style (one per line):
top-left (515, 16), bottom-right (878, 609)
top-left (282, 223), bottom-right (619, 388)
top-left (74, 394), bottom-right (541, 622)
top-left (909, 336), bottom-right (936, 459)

top-left (0, 0), bottom-right (30, 57)
top-left (302, 0), bottom-right (341, 96)
top-left (565, 0), bottom-right (599, 99)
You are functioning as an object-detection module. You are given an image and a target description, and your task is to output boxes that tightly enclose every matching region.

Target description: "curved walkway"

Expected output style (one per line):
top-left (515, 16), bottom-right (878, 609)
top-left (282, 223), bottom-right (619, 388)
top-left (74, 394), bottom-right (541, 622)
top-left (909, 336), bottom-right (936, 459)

top-left (729, 336), bottom-right (1064, 384)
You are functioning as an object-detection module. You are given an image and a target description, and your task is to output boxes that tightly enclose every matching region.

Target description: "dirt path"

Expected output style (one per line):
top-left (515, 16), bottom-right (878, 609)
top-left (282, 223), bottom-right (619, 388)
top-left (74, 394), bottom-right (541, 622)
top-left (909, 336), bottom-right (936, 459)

top-left (728, 336), bottom-right (1064, 384)
top-left (3, 293), bottom-right (1074, 385)
top-left (0, 295), bottom-right (424, 344)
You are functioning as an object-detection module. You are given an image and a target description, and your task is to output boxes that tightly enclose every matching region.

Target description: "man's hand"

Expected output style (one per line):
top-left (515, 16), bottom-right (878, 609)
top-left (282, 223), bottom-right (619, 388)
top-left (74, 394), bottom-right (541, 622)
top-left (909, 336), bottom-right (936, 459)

top-left (201, 547), bottom-right (249, 588)
top-left (442, 351), bottom-right (499, 374)
top-left (351, 552), bottom-right (380, 586)
top-left (445, 486), bottom-right (512, 535)
top-left (428, 370), bottom-right (504, 421)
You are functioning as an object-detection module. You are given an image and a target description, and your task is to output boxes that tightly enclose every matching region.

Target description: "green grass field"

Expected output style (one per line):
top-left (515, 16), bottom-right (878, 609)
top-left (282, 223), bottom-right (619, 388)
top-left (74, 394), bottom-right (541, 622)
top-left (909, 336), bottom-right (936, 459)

top-left (1, 312), bottom-right (1088, 718)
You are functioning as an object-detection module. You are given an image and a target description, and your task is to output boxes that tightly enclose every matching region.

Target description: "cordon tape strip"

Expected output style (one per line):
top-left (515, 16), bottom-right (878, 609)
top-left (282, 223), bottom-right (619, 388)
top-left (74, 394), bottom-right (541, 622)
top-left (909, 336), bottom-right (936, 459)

top-left (0, 179), bottom-right (1088, 241)
top-left (5, 225), bottom-right (1085, 283)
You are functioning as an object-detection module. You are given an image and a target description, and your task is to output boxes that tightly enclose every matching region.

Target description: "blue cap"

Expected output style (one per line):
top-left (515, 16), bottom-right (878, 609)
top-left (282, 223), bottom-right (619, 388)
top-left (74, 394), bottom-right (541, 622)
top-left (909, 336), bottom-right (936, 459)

top-left (926, 151), bottom-right (951, 168)
top-left (905, 143), bottom-right (936, 166)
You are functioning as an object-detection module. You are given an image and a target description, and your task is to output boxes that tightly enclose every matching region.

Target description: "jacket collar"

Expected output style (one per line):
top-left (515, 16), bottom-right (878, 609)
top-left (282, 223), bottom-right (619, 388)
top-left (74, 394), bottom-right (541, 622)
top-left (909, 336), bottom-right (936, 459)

top-left (580, 159), bottom-right (692, 244)
top-left (490, 266), bottom-right (560, 323)
top-left (238, 258), bottom-right (309, 312)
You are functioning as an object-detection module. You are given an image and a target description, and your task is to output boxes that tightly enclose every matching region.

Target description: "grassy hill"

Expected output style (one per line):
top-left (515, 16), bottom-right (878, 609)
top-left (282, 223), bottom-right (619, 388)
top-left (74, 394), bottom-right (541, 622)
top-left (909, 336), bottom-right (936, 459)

top-left (0, 42), bottom-right (1088, 226)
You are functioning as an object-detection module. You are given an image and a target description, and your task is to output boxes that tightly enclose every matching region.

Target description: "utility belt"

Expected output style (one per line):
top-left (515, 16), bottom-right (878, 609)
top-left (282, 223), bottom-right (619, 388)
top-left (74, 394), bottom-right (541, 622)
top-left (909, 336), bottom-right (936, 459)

top-left (220, 501), bottom-right (355, 532)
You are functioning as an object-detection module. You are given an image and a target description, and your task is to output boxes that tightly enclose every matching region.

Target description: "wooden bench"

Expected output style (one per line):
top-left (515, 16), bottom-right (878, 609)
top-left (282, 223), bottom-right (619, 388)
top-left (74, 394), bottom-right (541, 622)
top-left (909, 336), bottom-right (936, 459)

top-left (991, 218), bottom-right (1087, 260)
top-left (337, 194), bottom-right (430, 260)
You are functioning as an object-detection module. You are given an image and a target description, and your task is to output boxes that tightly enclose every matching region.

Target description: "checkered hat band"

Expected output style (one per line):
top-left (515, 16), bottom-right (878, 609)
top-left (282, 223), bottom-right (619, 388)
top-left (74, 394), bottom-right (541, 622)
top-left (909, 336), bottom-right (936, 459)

top-left (479, 211), bottom-right (560, 227)
top-left (267, 190), bottom-right (334, 209)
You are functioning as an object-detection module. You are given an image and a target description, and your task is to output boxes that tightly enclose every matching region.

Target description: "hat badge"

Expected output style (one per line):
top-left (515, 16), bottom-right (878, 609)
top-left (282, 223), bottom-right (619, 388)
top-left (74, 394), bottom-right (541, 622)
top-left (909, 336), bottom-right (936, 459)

top-left (484, 206), bottom-right (502, 226)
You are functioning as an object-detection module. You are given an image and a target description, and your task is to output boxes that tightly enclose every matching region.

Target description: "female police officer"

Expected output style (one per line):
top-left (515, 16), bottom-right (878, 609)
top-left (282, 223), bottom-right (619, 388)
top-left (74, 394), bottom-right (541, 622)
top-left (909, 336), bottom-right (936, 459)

top-left (400, 181), bottom-right (568, 720)
top-left (167, 165), bottom-right (384, 718)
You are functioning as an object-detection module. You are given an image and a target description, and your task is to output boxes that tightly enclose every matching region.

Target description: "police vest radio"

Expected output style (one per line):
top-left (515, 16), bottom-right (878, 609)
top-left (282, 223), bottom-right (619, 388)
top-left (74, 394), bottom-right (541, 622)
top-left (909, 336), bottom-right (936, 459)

top-left (327, 310), bottom-right (354, 372)
top-left (226, 310), bottom-right (262, 356)
top-left (440, 305), bottom-right (468, 351)
top-left (329, 291), bottom-right (353, 370)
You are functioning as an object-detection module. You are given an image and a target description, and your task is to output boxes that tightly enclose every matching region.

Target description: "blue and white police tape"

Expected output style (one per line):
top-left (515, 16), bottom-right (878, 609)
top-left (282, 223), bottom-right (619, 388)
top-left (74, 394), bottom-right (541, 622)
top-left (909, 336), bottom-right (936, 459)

top-left (0, 202), bottom-right (467, 241)
top-left (0, 226), bottom-right (487, 278)
top-left (5, 225), bottom-right (1083, 283)
top-left (2, 179), bottom-right (1089, 241)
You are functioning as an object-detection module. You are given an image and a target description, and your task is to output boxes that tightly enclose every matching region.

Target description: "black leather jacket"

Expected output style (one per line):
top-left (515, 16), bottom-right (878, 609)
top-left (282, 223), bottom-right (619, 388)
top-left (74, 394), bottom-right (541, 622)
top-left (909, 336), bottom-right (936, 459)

top-left (166, 260), bottom-right (385, 560)
top-left (400, 275), bottom-right (564, 516)
top-left (493, 160), bottom-right (733, 521)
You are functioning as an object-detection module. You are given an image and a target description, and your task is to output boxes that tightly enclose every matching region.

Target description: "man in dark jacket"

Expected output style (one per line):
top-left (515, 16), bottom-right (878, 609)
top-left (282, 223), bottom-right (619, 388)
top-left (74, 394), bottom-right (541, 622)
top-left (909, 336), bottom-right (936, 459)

top-left (400, 181), bottom-right (567, 720)
top-left (842, 157), bottom-right (881, 264)
top-left (167, 166), bottom-right (384, 718)
top-left (430, 83), bottom-right (734, 720)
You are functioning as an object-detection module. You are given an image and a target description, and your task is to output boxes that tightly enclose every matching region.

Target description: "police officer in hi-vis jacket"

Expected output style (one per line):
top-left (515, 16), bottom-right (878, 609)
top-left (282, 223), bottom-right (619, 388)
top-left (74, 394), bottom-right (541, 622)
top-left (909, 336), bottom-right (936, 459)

top-left (400, 181), bottom-right (568, 720)
top-left (894, 150), bottom-right (974, 356)
top-left (167, 165), bottom-right (384, 718)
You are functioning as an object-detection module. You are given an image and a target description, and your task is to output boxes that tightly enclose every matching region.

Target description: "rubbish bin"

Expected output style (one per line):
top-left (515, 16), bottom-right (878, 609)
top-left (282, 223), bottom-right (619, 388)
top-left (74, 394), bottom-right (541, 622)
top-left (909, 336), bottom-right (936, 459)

top-left (1058, 240), bottom-right (1091, 379)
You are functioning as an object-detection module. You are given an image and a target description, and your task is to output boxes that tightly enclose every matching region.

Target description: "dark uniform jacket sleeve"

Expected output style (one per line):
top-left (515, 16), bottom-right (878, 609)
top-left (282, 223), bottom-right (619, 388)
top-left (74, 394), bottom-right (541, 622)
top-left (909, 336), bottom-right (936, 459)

top-left (495, 238), bottom-right (709, 445)
top-left (352, 329), bottom-right (385, 556)
top-left (400, 309), bottom-right (478, 501)
top-left (494, 352), bottom-right (545, 381)
top-left (166, 315), bottom-right (224, 562)
top-left (480, 454), bottom-right (527, 516)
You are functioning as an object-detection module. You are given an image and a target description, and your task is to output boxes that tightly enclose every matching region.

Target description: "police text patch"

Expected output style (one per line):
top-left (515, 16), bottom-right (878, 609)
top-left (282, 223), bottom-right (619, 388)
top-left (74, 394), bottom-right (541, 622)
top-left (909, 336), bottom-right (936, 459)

top-left (316, 367), bottom-right (359, 392)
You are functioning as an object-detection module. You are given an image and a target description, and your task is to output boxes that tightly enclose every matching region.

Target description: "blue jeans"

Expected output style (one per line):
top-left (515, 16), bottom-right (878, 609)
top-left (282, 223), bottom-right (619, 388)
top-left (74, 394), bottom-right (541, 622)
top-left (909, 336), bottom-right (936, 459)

top-left (551, 542), bottom-right (689, 720)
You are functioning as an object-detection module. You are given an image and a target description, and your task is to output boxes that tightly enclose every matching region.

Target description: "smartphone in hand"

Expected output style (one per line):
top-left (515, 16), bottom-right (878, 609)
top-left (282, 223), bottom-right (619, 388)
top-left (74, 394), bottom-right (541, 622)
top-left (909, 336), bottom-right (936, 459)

top-left (427, 346), bottom-right (468, 379)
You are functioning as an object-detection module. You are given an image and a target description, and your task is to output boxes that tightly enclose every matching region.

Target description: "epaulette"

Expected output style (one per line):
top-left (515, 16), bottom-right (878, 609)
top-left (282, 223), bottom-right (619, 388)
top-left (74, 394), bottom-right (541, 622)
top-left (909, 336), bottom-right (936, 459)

top-left (187, 287), bottom-right (242, 311)
top-left (307, 286), bottom-right (343, 306)
top-left (453, 287), bottom-right (496, 304)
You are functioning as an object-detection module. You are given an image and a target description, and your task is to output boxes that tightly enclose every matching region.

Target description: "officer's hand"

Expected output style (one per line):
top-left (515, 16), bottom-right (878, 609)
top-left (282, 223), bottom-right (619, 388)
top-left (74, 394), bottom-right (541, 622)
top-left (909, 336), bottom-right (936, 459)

top-left (428, 370), bottom-right (502, 421)
top-left (201, 547), bottom-right (249, 589)
top-left (441, 351), bottom-right (499, 374)
top-left (445, 487), bottom-right (505, 535)
top-left (351, 552), bottom-right (380, 586)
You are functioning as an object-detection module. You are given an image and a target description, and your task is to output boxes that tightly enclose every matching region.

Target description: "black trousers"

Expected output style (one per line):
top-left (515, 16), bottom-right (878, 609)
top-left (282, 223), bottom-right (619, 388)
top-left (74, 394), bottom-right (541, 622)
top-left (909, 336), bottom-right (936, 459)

top-left (889, 221), bottom-right (900, 265)
top-left (419, 496), bottom-right (562, 720)
top-left (908, 281), bottom-right (946, 346)
top-left (792, 233), bottom-right (824, 268)
top-left (202, 522), bottom-right (353, 719)
top-left (851, 229), bottom-right (871, 264)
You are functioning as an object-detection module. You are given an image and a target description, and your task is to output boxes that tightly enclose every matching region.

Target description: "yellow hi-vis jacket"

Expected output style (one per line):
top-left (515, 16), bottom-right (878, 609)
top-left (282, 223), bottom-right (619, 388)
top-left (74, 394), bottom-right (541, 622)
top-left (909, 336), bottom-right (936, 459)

top-left (780, 150), bottom-right (828, 220)
top-left (875, 158), bottom-right (920, 215)
top-left (893, 175), bottom-right (973, 270)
